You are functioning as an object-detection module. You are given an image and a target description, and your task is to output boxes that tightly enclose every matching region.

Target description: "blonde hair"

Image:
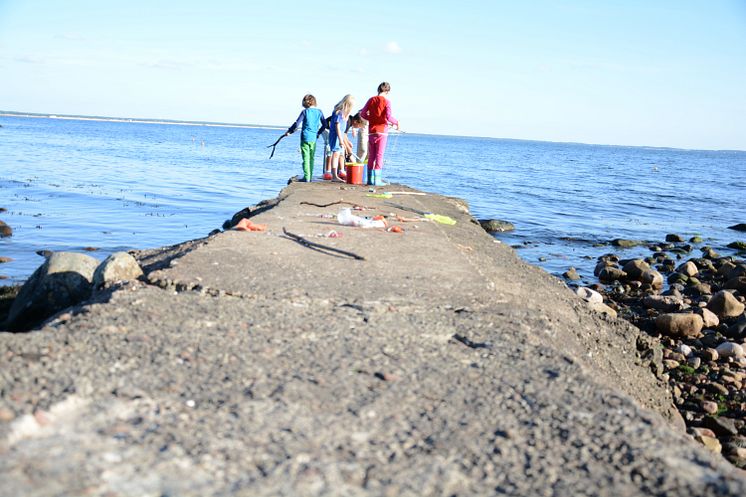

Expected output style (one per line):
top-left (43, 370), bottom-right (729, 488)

top-left (333, 94), bottom-right (355, 119)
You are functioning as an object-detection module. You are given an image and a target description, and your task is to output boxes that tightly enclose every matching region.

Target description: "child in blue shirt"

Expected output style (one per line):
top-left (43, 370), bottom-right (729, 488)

top-left (327, 94), bottom-right (355, 181)
top-left (283, 94), bottom-right (325, 182)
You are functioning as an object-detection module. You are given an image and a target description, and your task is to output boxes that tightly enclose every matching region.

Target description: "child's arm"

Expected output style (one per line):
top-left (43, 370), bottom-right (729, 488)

top-left (285, 110), bottom-right (305, 136)
top-left (385, 101), bottom-right (399, 130)
top-left (360, 100), bottom-right (371, 121)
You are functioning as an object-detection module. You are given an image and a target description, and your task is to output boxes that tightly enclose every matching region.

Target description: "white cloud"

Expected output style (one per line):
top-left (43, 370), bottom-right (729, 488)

top-left (385, 41), bottom-right (401, 54)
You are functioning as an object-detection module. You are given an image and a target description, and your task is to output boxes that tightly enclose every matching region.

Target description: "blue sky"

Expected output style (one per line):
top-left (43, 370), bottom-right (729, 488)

top-left (1, 0), bottom-right (745, 150)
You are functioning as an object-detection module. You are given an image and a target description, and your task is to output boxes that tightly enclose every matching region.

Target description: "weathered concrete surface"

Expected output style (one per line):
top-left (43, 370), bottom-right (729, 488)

top-left (1, 181), bottom-right (745, 496)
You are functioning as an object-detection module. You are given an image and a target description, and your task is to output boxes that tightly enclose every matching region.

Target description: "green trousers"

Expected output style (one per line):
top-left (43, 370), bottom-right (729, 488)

top-left (301, 141), bottom-right (316, 181)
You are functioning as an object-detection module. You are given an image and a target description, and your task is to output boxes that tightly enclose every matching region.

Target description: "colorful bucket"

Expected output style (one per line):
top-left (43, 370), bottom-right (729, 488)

top-left (345, 162), bottom-right (365, 185)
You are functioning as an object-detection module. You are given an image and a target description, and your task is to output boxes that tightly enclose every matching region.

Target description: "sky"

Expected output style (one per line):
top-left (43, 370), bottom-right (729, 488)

top-left (1, 0), bottom-right (745, 150)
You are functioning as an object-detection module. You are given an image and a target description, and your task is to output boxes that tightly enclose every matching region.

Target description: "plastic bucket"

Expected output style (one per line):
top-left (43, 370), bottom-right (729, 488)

top-left (345, 162), bottom-right (364, 185)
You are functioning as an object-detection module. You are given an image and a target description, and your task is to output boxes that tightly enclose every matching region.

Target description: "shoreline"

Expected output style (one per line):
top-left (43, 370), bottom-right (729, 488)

top-left (1, 181), bottom-right (744, 494)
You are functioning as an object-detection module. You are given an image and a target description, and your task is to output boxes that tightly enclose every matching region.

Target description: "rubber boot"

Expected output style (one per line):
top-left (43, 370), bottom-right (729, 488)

top-left (366, 166), bottom-right (374, 185)
top-left (372, 169), bottom-right (387, 186)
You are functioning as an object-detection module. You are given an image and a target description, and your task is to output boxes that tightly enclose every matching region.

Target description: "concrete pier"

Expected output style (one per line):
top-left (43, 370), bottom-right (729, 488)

top-left (1, 181), bottom-right (744, 496)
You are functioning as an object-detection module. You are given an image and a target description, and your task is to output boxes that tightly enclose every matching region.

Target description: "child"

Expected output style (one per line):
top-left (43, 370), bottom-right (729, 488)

top-left (283, 94), bottom-right (325, 182)
top-left (360, 82), bottom-right (399, 186)
top-left (327, 94), bottom-right (355, 182)
top-left (347, 112), bottom-right (368, 163)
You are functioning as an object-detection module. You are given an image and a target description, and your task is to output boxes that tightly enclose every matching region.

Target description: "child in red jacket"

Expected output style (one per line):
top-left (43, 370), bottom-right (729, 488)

top-left (360, 82), bottom-right (399, 186)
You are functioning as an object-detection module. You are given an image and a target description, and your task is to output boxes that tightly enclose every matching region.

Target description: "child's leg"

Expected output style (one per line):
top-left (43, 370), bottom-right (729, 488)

top-left (330, 152), bottom-right (341, 181)
top-left (308, 141), bottom-right (316, 181)
top-left (366, 135), bottom-right (378, 184)
top-left (300, 141), bottom-right (313, 181)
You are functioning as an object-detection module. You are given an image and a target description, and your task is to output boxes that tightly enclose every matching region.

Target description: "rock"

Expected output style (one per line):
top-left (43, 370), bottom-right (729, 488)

top-left (727, 241), bottom-right (746, 251)
top-left (5, 252), bottom-right (99, 331)
top-left (655, 313), bottom-right (704, 338)
top-left (702, 247), bottom-right (720, 259)
top-left (687, 356), bottom-right (701, 369)
top-left (677, 344), bottom-right (692, 357)
top-left (0, 220), bottom-right (11, 237)
top-left (716, 342), bottom-right (745, 359)
top-left (703, 416), bottom-right (739, 437)
top-left (598, 266), bottom-right (626, 283)
top-left (689, 236), bottom-right (703, 243)
top-left (478, 219), bottom-right (515, 233)
top-left (676, 261), bottom-right (699, 277)
top-left (666, 234), bottom-right (684, 242)
top-left (727, 223), bottom-right (746, 232)
top-left (726, 316), bottom-right (746, 339)
top-left (701, 348), bottom-right (719, 362)
top-left (643, 295), bottom-right (685, 312)
top-left (696, 308), bottom-right (720, 328)
top-left (0, 256), bottom-right (13, 264)
top-left (691, 427), bottom-right (717, 438)
top-left (663, 359), bottom-right (680, 369)
top-left (695, 435), bottom-right (722, 453)
top-left (640, 269), bottom-right (664, 288)
top-left (92, 252), bottom-right (143, 288)
top-left (611, 239), bottom-right (644, 248)
top-left (622, 259), bottom-right (650, 280)
top-left (707, 382), bottom-right (729, 396)
top-left (667, 273), bottom-right (689, 285)
top-left (594, 260), bottom-right (616, 277)
top-left (563, 267), bottom-right (581, 280)
top-left (724, 276), bottom-right (746, 292)
top-left (701, 400), bottom-right (719, 414)
top-left (707, 290), bottom-right (745, 318)
top-left (718, 261), bottom-right (737, 277)
top-left (575, 287), bottom-right (603, 304)
top-left (726, 447), bottom-right (746, 468)
top-left (589, 302), bottom-right (617, 318)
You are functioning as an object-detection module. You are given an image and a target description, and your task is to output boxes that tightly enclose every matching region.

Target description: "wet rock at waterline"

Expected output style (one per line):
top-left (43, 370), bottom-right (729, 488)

top-left (0, 220), bottom-right (12, 237)
top-left (478, 219), bottom-right (515, 233)
top-left (563, 267), bottom-right (581, 280)
top-left (576, 286), bottom-right (603, 304)
top-left (728, 223), bottom-right (746, 232)
top-left (5, 252), bottom-right (99, 331)
top-left (92, 252), bottom-right (143, 288)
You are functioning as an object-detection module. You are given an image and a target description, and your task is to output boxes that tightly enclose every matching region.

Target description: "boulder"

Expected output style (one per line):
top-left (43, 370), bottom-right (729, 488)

top-left (727, 223), bottom-right (746, 232)
top-left (478, 219), bottom-right (515, 233)
top-left (643, 295), bottom-right (685, 312)
top-left (724, 276), bottom-right (746, 292)
top-left (676, 261), bottom-right (698, 278)
top-left (727, 316), bottom-right (746, 339)
top-left (707, 290), bottom-right (745, 318)
top-left (576, 287), bottom-right (603, 304)
top-left (5, 252), bottom-right (99, 331)
top-left (611, 239), bottom-right (644, 248)
top-left (640, 269), bottom-right (664, 288)
top-left (665, 234), bottom-right (684, 243)
top-left (0, 220), bottom-right (11, 238)
top-left (598, 266), bottom-right (626, 283)
top-left (622, 259), bottom-right (650, 280)
top-left (727, 241), bottom-right (746, 251)
top-left (716, 342), bottom-right (745, 359)
top-left (563, 267), bottom-right (581, 280)
top-left (696, 308), bottom-right (720, 328)
top-left (655, 313), bottom-right (704, 338)
top-left (92, 252), bottom-right (143, 288)
top-left (594, 260), bottom-right (616, 277)
top-left (689, 236), bottom-right (703, 244)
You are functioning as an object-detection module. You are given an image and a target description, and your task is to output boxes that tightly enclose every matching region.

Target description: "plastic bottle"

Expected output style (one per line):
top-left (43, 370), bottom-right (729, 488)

top-left (337, 208), bottom-right (386, 229)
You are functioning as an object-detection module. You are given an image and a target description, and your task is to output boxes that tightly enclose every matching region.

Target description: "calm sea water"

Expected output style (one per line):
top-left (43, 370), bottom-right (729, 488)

top-left (1, 116), bottom-right (745, 286)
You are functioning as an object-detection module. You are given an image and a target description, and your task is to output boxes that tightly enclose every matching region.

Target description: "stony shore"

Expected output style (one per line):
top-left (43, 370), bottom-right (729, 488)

top-left (1, 181), bottom-right (745, 496)
top-left (561, 235), bottom-right (746, 468)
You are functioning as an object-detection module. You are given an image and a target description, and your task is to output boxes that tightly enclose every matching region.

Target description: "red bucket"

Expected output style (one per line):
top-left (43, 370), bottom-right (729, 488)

top-left (345, 162), bottom-right (364, 185)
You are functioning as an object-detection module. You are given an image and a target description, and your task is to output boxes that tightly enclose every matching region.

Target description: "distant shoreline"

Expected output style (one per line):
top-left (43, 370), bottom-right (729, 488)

top-left (0, 111), bottom-right (284, 131)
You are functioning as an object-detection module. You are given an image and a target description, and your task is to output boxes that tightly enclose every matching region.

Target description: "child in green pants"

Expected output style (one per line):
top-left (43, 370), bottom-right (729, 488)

top-left (283, 94), bottom-right (326, 182)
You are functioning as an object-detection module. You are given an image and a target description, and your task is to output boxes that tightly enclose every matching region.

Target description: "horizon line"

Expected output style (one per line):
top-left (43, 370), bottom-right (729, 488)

top-left (1, 110), bottom-right (744, 154)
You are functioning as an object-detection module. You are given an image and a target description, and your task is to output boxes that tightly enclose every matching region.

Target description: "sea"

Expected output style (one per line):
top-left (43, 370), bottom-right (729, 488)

top-left (1, 115), bottom-right (745, 287)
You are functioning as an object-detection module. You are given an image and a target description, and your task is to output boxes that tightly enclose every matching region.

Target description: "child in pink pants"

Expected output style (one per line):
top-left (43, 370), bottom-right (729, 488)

top-left (360, 82), bottom-right (399, 186)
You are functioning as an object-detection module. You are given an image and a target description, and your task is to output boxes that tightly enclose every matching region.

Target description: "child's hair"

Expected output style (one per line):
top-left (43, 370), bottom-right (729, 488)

top-left (377, 82), bottom-right (391, 94)
top-left (350, 112), bottom-right (367, 126)
top-left (302, 94), bottom-right (317, 108)
top-left (333, 94), bottom-right (355, 119)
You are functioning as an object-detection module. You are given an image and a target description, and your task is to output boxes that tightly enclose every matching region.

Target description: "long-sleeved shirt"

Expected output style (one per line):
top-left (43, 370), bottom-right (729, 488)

top-left (360, 96), bottom-right (398, 134)
top-left (286, 107), bottom-right (325, 143)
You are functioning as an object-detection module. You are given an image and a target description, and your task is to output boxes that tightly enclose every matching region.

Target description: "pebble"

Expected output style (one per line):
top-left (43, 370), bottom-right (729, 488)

top-left (0, 407), bottom-right (16, 422)
top-left (677, 344), bottom-right (692, 357)
top-left (696, 435), bottom-right (722, 453)
top-left (687, 356), bottom-right (701, 369)
top-left (701, 400), bottom-right (719, 414)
